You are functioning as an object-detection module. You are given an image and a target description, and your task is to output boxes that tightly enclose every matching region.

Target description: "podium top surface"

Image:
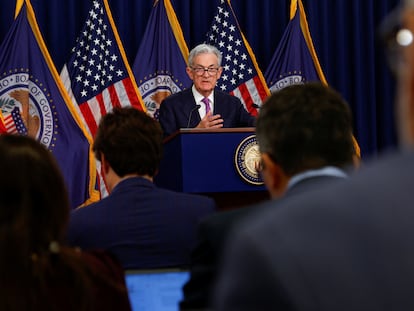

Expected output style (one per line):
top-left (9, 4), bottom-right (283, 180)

top-left (163, 127), bottom-right (255, 143)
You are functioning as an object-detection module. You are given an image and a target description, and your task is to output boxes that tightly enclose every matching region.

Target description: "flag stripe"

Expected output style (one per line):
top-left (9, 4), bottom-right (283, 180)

top-left (4, 116), bottom-right (18, 134)
top-left (101, 88), bottom-right (112, 114)
top-left (71, 79), bottom-right (138, 137)
top-left (79, 102), bottom-right (99, 136)
top-left (252, 76), bottom-right (268, 102)
top-left (108, 83), bottom-right (121, 108)
top-left (206, 0), bottom-right (269, 115)
top-left (233, 83), bottom-right (253, 112)
top-left (121, 77), bottom-right (140, 108)
top-left (102, 0), bottom-right (146, 112)
top-left (61, 0), bottom-right (146, 198)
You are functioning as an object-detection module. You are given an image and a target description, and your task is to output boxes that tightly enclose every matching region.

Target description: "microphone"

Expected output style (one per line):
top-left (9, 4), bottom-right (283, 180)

top-left (187, 104), bottom-right (201, 128)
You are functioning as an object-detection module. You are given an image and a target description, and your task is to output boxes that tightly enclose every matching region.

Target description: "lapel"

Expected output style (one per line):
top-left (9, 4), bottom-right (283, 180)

top-left (185, 88), bottom-right (201, 127)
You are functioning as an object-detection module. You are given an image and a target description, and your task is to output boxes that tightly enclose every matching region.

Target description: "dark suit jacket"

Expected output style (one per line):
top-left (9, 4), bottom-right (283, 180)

top-left (67, 177), bottom-right (216, 269)
top-left (158, 88), bottom-right (256, 137)
top-left (213, 150), bottom-right (414, 311)
top-left (180, 174), bottom-right (347, 310)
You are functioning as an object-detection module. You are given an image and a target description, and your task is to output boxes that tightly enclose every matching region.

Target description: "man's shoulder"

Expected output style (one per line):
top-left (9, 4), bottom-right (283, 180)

top-left (151, 187), bottom-right (216, 212)
top-left (167, 189), bottom-right (216, 205)
top-left (237, 150), bottom-right (414, 241)
top-left (162, 88), bottom-right (192, 103)
top-left (71, 198), bottom-right (110, 219)
top-left (199, 201), bottom-right (273, 240)
top-left (201, 204), bottom-right (265, 230)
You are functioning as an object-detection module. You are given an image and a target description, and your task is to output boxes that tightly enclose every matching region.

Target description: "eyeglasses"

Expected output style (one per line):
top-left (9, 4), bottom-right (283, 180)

top-left (191, 66), bottom-right (220, 76)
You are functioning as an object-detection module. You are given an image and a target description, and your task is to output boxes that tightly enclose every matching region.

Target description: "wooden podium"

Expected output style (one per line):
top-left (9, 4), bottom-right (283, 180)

top-left (154, 128), bottom-right (269, 210)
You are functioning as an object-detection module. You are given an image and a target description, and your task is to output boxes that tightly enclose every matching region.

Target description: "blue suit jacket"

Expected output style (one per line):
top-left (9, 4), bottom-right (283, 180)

top-left (214, 150), bottom-right (414, 310)
top-left (180, 174), bottom-right (347, 310)
top-left (158, 88), bottom-right (256, 137)
top-left (67, 177), bottom-right (216, 269)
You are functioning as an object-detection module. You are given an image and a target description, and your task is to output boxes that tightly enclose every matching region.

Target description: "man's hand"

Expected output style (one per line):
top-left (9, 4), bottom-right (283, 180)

top-left (196, 111), bottom-right (224, 129)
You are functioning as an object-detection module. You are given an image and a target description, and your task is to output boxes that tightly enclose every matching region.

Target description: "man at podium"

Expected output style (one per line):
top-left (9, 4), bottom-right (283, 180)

top-left (158, 43), bottom-right (255, 137)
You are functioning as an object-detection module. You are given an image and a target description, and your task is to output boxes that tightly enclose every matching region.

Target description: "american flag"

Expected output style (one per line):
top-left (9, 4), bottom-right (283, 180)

top-left (3, 107), bottom-right (27, 135)
top-left (206, 0), bottom-right (269, 116)
top-left (61, 0), bottom-right (145, 138)
top-left (60, 0), bottom-right (145, 199)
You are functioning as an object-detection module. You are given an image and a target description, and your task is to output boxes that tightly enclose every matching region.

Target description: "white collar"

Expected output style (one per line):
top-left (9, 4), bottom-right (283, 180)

top-left (287, 166), bottom-right (348, 190)
top-left (191, 85), bottom-right (214, 104)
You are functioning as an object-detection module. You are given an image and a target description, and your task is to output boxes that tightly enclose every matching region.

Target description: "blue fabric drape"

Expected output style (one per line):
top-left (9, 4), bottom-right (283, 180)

top-left (0, 0), bottom-right (400, 158)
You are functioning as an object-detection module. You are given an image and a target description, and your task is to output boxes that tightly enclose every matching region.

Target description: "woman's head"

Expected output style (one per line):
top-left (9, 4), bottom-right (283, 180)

top-left (0, 135), bottom-right (69, 255)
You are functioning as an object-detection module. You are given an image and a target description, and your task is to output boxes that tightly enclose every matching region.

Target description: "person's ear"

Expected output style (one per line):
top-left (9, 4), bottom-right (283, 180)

top-left (261, 153), bottom-right (289, 199)
top-left (100, 154), bottom-right (110, 176)
top-left (186, 66), bottom-right (194, 80)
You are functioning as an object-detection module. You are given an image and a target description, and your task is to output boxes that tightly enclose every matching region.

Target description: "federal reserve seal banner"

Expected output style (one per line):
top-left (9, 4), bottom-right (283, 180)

top-left (132, 0), bottom-right (191, 119)
top-left (265, 0), bottom-right (327, 93)
top-left (0, 0), bottom-right (98, 208)
top-left (234, 135), bottom-right (264, 185)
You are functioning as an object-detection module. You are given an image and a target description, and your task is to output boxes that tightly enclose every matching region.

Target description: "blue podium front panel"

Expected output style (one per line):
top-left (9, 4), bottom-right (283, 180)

top-left (155, 128), bottom-right (266, 193)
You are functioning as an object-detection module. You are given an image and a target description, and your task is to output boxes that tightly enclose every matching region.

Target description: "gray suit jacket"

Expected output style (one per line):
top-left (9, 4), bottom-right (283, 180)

top-left (214, 150), bottom-right (414, 310)
top-left (180, 174), bottom-right (347, 310)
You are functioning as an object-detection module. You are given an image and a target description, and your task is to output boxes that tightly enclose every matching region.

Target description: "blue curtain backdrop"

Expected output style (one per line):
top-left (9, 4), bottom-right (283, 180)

top-left (0, 0), bottom-right (400, 159)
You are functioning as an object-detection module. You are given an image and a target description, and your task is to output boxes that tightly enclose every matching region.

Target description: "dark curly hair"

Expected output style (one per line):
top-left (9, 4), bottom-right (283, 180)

top-left (93, 107), bottom-right (163, 177)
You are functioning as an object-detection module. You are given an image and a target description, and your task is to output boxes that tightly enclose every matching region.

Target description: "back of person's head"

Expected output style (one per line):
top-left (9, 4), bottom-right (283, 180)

top-left (256, 82), bottom-right (355, 176)
top-left (0, 135), bottom-right (123, 310)
top-left (93, 107), bottom-right (163, 177)
top-left (0, 134), bottom-right (69, 256)
top-left (0, 135), bottom-right (83, 309)
top-left (188, 43), bottom-right (222, 67)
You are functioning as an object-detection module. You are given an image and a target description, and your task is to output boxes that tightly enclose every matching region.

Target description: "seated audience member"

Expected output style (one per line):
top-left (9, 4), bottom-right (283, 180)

top-left (158, 43), bottom-right (256, 137)
top-left (213, 2), bottom-right (414, 310)
top-left (180, 82), bottom-right (357, 310)
top-left (0, 135), bottom-right (131, 310)
top-left (67, 107), bottom-right (216, 269)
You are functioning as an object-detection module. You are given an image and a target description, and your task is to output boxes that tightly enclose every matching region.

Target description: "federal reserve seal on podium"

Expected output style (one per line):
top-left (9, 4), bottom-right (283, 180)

top-left (234, 135), bottom-right (264, 185)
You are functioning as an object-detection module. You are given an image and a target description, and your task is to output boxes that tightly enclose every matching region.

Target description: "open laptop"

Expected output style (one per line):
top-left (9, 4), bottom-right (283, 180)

top-left (125, 268), bottom-right (190, 311)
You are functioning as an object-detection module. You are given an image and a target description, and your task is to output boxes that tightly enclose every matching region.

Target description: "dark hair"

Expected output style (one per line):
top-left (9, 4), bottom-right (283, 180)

top-left (0, 135), bottom-right (120, 310)
top-left (93, 107), bottom-right (163, 177)
top-left (256, 83), bottom-right (355, 176)
top-left (0, 135), bottom-right (69, 254)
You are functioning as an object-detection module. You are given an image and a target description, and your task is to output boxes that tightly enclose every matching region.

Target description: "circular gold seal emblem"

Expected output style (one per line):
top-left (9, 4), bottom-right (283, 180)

top-left (234, 135), bottom-right (263, 185)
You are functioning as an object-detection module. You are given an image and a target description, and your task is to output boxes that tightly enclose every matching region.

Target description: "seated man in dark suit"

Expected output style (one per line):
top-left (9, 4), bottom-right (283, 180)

top-left (158, 43), bottom-right (256, 137)
top-left (213, 2), bottom-right (414, 310)
top-left (67, 107), bottom-right (216, 269)
top-left (180, 82), bottom-right (357, 310)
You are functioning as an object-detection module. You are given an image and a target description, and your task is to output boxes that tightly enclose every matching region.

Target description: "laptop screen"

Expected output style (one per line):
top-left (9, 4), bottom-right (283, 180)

top-left (125, 268), bottom-right (190, 311)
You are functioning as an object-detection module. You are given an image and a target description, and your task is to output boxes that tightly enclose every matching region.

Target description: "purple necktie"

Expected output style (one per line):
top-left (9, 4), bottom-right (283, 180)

top-left (202, 97), bottom-right (211, 114)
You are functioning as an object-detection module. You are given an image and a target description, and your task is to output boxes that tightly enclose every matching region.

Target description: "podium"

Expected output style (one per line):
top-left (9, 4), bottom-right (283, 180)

top-left (154, 128), bottom-right (269, 209)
